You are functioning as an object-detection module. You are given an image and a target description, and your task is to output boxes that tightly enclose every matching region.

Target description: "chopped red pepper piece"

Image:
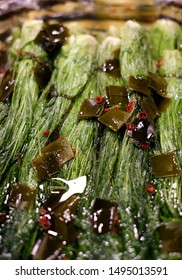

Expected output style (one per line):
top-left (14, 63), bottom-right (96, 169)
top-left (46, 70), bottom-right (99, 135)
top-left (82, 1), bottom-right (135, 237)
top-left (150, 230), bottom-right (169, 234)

top-left (138, 111), bottom-right (148, 119)
top-left (43, 129), bottom-right (50, 137)
top-left (111, 213), bottom-right (120, 233)
top-left (95, 96), bottom-right (103, 104)
top-left (126, 123), bottom-right (136, 130)
top-left (146, 183), bottom-right (155, 194)
top-left (156, 59), bottom-right (163, 69)
top-left (114, 105), bottom-right (119, 111)
top-left (38, 215), bottom-right (52, 230)
top-left (127, 101), bottom-right (135, 113)
top-left (140, 143), bottom-right (150, 149)
top-left (104, 107), bottom-right (111, 112)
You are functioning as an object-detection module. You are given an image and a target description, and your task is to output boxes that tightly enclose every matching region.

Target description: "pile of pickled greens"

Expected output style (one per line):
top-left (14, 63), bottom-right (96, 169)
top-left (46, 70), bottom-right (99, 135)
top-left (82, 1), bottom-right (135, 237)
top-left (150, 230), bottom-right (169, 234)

top-left (0, 18), bottom-right (182, 260)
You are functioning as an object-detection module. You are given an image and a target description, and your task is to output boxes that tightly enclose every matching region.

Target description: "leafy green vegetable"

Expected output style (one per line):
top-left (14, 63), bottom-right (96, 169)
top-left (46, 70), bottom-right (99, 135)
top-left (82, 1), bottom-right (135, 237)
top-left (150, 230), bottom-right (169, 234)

top-left (159, 50), bottom-right (182, 77)
top-left (0, 20), bottom-right (48, 180)
top-left (56, 34), bottom-right (98, 97)
top-left (0, 19), bottom-right (182, 261)
top-left (159, 50), bottom-right (182, 99)
top-left (119, 20), bottom-right (153, 84)
top-left (149, 19), bottom-right (182, 60)
top-left (97, 36), bottom-right (123, 93)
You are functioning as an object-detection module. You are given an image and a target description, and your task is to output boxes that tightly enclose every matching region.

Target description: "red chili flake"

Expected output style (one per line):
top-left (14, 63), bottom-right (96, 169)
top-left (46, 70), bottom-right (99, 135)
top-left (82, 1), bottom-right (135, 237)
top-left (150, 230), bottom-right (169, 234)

top-left (111, 213), bottom-right (120, 233)
top-left (95, 96), bottom-right (103, 104)
top-left (146, 183), bottom-right (155, 194)
top-left (0, 214), bottom-right (7, 225)
top-left (127, 101), bottom-right (135, 113)
top-left (140, 143), bottom-right (150, 149)
top-left (38, 215), bottom-right (51, 230)
top-left (114, 105), bottom-right (119, 111)
top-left (43, 129), bottom-right (50, 137)
top-left (126, 123), bottom-right (136, 130)
top-left (114, 213), bottom-right (119, 224)
top-left (156, 59), bottom-right (163, 68)
top-left (104, 107), bottom-right (111, 112)
top-left (138, 111), bottom-right (148, 119)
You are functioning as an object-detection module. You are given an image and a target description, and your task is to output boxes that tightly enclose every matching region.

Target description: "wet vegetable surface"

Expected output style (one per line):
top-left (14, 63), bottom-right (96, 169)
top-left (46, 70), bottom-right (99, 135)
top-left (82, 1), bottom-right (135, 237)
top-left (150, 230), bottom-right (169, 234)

top-left (0, 18), bottom-right (181, 261)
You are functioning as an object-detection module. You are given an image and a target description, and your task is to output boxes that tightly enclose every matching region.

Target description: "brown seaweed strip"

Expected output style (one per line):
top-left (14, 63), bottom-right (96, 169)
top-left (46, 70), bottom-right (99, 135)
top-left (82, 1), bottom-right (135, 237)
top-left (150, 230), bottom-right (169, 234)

top-left (150, 152), bottom-right (180, 178)
top-left (98, 108), bottom-right (128, 132)
top-left (128, 75), bottom-right (151, 96)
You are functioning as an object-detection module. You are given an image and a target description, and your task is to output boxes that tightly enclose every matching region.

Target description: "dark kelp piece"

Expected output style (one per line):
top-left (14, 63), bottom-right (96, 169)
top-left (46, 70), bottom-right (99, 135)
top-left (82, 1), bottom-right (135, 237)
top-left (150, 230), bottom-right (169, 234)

top-left (78, 98), bottom-right (104, 119)
top-left (141, 96), bottom-right (161, 121)
top-left (49, 195), bottom-right (80, 243)
top-left (0, 50), bottom-right (7, 68)
top-left (99, 58), bottom-right (121, 78)
top-left (148, 72), bottom-right (171, 112)
top-left (91, 198), bottom-right (118, 235)
top-left (32, 155), bottom-right (52, 180)
top-left (7, 183), bottom-right (36, 210)
top-left (43, 190), bottom-right (65, 212)
top-left (0, 69), bottom-right (15, 101)
top-left (51, 217), bottom-right (79, 243)
top-left (41, 135), bottom-right (74, 164)
top-left (48, 125), bottom-right (60, 143)
top-left (34, 195), bottom-right (80, 259)
top-left (0, 214), bottom-right (7, 225)
top-left (32, 135), bottom-right (74, 180)
top-left (33, 62), bottom-right (52, 89)
top-left (128, 118), bottom-right (154, 143)
top-left (150, 153), bottom-right (180, 178)
top-left (106, 85), bottom-right (128, 110)
top-left (148, 72), bottom-right (167, 96)
top-left (31, 233), bottom-right (63, 260)
top-left (128, 76), bottom-right (151, 96)
top-left (153, 92), bottom-right (171, 113)
top-left (53, 194), bottom-right (80, 215)
top-left (98, 108), bottom-right (128, 132)
top-left (157, 220), bottom-right (182, 253)
top-left (35, 23), bottom-right (69, 53)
